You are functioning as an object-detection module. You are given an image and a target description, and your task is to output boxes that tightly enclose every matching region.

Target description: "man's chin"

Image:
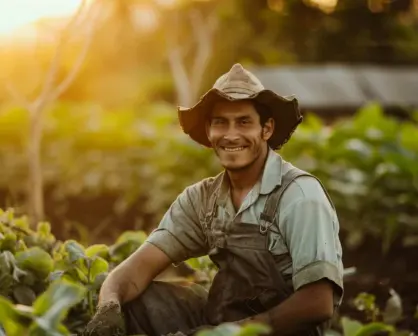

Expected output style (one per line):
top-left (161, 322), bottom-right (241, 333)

top-left (220, 160), bottom-right (249, 172)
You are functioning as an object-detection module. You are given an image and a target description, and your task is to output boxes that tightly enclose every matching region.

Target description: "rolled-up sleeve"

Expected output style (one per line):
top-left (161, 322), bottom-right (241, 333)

top-left (145, 183), bottom-right (208, 263)
top-left (280, 197), bottom-right (344, 305)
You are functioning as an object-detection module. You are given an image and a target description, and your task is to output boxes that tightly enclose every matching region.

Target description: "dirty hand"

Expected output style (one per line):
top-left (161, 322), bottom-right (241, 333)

top-left (83, 300), bottom-right (126, 336)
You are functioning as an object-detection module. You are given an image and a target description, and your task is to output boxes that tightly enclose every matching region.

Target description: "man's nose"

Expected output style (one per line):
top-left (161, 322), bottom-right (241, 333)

top-left (223, 125), bottom-right (240, 141)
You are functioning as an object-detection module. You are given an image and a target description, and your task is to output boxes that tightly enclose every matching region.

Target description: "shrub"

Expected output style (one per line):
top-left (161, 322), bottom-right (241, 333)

top-left (1, 208), bottom-right (416, 336)
top-left (0, 102), bottom-right (417, 253)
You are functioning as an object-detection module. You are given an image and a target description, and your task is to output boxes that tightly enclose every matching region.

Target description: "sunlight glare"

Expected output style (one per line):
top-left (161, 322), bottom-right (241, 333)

top-left (0, 0), bottom-right (87, 36)
top-left (308, 0), bottom-right (338, 13)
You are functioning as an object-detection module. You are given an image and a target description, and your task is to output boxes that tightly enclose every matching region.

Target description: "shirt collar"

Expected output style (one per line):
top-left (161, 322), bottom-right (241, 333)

top-left (259, 148), bottom-right (283, 195)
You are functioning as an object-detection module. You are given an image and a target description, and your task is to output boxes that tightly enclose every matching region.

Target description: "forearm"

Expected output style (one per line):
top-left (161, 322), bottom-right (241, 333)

top-left (98, 242), bottom-right (172, 306)
top-left (239, 282), bottom-right (334, 335)
top-left (98, 262), bottom-right (147, 305)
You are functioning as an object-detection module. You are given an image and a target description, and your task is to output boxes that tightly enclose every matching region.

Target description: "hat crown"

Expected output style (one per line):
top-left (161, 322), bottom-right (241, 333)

top-left (213, 63), bottom-right (264, 95)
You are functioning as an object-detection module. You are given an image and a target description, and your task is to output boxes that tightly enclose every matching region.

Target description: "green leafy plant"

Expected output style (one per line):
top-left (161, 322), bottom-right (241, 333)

top-left (0, 208), bottom-right (150, 335)
top-left (0, 278), bottom-right (85, 336)
top-left (1, 102), bottom-right (417, 254)
top-left (0, 207), bottom-right (416, 336)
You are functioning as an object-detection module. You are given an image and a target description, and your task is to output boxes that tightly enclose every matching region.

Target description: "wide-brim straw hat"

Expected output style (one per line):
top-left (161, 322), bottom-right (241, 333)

top-left (177, 63), bottom-right (303, 150)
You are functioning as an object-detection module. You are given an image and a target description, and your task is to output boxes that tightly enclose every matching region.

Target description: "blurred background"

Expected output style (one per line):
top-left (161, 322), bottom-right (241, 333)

top-left (0, 0), bottom-right (417, 332)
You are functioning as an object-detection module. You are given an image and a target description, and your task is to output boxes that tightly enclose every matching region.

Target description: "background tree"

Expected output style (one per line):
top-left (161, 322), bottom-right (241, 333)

top-left (2, 0), bottom-right (101, 226)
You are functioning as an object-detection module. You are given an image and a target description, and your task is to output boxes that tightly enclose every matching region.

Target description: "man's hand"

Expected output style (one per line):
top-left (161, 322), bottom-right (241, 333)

top-left (83, 300), bottom-right (126, 336)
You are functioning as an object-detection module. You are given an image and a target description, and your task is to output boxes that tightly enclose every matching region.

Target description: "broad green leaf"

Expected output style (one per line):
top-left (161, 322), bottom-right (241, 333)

top-left (197, 323), bottom-right (242, 336)
top-left (85, 244), bottom-right (110, 260)
top-left (32, 279), bottom-right (86, 332)
top-left (48, 270), bottom-right (65, 282)
top-left (0, 296), bottom-right (32, 336)
top-left (12, 264), bottom-right (28, 282)
top-left (15, 247), bottom-right (53, 280)
top-left (237, 323), bottom-right (271, 336)
top-left (64, 240), bottom-right (85, 262)
top-left (115, 230), bottom-right (148, 245)
top-left (37, 222), bottom-right (52, 236)
top-left (92, 272), bottom-right (108, 290)
top-left (0, 232), bottom-right (17, 252)
top-left (355, 322), bottom-right (394, 336)
top-left (0, 273), bottom-right (13, 296)
top-left (13, 285), bottom-right (37, 305)
top-left (341, 317), bottom-right (363, 336)
top-left (110, 240), bottom-right (141, 262)
top-left (0, 251), bottom-right (15, 272)
top-left (88, 257), bottom-right (109, 283)
top-left (72, 266), bottom-right (89, 284)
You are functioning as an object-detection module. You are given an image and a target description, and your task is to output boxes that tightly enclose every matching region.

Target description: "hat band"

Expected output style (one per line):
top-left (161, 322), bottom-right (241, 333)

top-left (221, 86), bottom-right (258, 95)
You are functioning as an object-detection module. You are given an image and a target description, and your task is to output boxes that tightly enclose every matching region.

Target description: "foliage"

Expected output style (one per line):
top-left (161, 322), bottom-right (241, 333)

top-left (280, 103), bottom-right (418, 253)
top-left (1, 102), bottom-right (417, 254)
top-left (1, 208), bottom-right (416, 336)
top-left (196, 323), bottom-right (270, 336)
top-left (0, 208), bottom-right (146, 335)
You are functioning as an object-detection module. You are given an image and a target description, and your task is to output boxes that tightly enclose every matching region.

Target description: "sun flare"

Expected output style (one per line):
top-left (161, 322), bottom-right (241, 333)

top-left (0, 0), bottom-right (87, 36)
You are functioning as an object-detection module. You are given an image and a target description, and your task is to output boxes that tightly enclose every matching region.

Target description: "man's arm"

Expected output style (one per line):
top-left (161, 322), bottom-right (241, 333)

top-left (240, 185), bottom-right (344, 334)
top-left (98, 182), bottom-right (208, 307)
top-left (98, 242), bottom-right (172, 306)
top-left (239, 279), bottom-right (335, 334)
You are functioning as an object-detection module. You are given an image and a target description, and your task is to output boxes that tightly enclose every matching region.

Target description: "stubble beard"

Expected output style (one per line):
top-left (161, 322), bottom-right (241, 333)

top-left (215, 144), bottom-right (262, 173)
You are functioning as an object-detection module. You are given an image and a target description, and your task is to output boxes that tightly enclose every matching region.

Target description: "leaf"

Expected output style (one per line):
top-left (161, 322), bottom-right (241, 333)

top-left (0, 232), bottom-right (17, 252)
top-left (341, 317), bottom-right (363, 336)
top-left (88, 257), bottom-right (109, 283)
top-left (355, 322), bottom-right (394, 336)
top-left (13, 285), bottom-right (37, 305)
top-left (32, 279), bottom-right (86, 332)
top-left (15, 247), bottom-right (53, 280)
top-left (237, 323), bottom-right (271, 336)
top-left (64, 240), bottom-right (86, 262)
top-left (0, 273), bottom-right (13, 296)
top-left (197, 323), bottom-right (242, 336)
top-left (12, 265), bottom-right (28, 282)
top-left (48, 270), bottom-right (65, 282)
top-left (0, 251), bottom-right (16, 272)
top-left (115, 230), bottom-right (148, 245)
top-left (0, 296), bottom-right (33, 336)
top-left (92, 272), bottom-right (108, 290)
top-left (383, 288), bottom-right (403, 325)
top-left (110, 240), bottom-right (141, 262)
top-left (85, 244), bottom-right (110, 260)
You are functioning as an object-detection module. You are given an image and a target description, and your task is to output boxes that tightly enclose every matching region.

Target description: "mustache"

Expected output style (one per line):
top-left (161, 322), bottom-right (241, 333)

top-left (217, 141), bottom-right (248, 147)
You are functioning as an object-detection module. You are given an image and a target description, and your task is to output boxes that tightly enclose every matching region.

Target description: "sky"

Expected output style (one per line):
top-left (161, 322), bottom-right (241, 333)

top-left (0, 0), bottom-right (85, 36)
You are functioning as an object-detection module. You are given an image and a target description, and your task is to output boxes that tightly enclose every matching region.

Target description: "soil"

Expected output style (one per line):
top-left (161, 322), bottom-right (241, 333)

top-left (84, 302), bottom-right (126, 336)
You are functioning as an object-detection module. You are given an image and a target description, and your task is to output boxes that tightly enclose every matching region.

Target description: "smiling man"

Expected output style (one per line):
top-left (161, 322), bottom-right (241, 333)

top-left (84, 64), bottom-right (344, 336)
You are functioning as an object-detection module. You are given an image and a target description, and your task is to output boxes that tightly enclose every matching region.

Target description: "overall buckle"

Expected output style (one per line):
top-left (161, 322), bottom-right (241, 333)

top-left (259, 212), bottom-right (273, 235)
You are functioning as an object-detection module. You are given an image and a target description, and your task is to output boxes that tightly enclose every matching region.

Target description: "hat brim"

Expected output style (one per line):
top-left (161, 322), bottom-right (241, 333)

top-left (177, 88), bottom-right (303, 150)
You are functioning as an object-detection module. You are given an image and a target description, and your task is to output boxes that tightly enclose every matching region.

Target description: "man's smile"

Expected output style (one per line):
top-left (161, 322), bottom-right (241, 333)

top-left (220, 146), bottom-right (248, 152)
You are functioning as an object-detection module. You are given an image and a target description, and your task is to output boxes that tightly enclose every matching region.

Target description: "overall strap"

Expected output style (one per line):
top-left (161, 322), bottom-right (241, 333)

top-left (202, 172), bottom-right (223, 232)
top-left (259, 167), bottom-right (312, 234)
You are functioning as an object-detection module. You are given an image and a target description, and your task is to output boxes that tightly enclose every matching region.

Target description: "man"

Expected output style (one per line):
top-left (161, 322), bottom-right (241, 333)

top-left (84, 64), bottom-right (344, 336)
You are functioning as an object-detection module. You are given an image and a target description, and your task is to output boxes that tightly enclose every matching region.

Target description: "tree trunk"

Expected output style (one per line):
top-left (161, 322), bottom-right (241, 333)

top-left (27, 106), bottom-right (44, 227)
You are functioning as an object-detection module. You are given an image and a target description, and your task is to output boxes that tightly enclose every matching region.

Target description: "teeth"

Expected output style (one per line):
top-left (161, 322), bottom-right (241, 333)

top-left (224, 147), bottom-right (244, 152)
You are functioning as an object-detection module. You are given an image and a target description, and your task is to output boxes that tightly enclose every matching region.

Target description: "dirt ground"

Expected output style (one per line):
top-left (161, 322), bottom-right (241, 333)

top-left (340, 235), bottom-right (418, 333)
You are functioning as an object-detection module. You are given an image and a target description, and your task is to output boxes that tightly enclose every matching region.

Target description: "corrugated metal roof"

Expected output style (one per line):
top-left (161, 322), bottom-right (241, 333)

top-left (251, 65), bottom-right (418, 109)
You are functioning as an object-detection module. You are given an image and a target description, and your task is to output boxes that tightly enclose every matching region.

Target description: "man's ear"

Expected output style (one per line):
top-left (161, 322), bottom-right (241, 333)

top-left (262, 117), bottom-right (275, 141)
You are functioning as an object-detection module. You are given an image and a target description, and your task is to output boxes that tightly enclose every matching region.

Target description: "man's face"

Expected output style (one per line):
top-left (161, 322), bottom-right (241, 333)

top-left (206, 100), bottom-right (274, 171)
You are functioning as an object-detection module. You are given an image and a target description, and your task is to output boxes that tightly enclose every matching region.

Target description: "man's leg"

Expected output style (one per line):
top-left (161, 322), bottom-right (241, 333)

top-left (122, 280), bottom-right (209, 336)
